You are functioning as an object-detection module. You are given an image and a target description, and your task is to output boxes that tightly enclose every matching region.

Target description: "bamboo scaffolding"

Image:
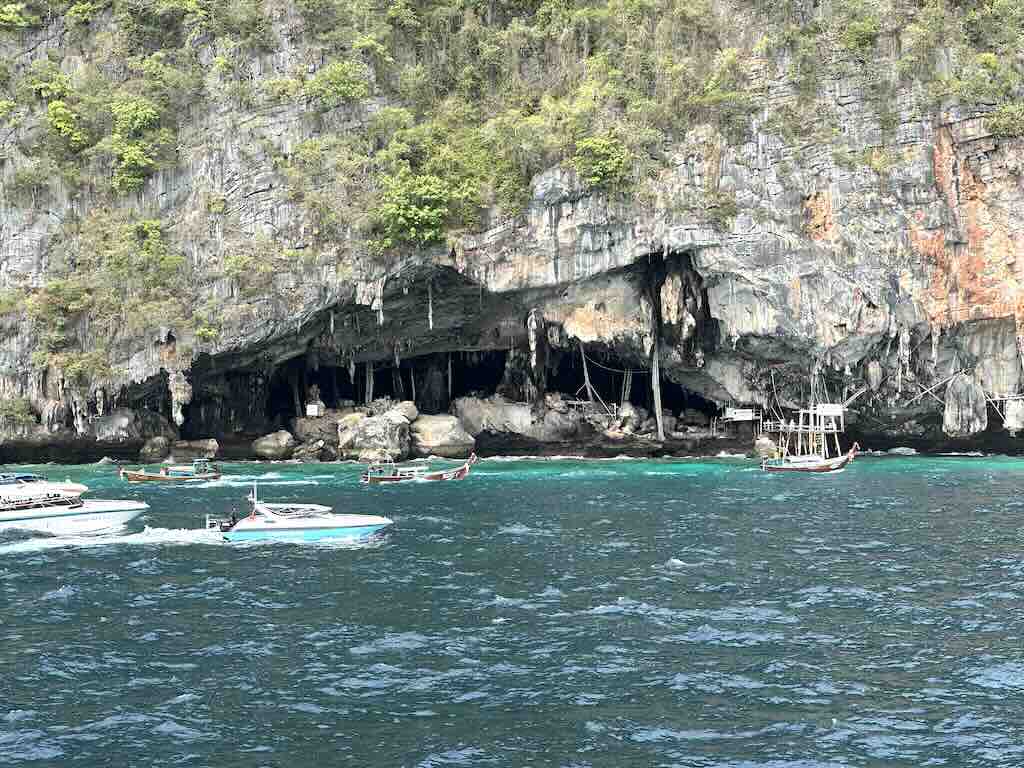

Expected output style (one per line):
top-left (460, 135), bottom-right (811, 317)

top-left (905, 369), bottom-right (965, 406)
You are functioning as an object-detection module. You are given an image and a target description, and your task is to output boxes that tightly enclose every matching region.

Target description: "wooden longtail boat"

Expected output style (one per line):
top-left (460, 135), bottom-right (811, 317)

top-left (761, 442), bottom-right (859, 474)
top-left (758, 378), bottom-right (865, 474)
top-left (120, 458), bottom-right (221, 483)
top-left (360, 453), bottom-right (477, 485)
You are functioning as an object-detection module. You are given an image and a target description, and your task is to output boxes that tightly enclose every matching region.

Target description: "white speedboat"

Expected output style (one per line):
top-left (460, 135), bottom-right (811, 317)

top-left (0, 472), bottom-right (89, 496)
top-left (207, 485), bottom-right (393, 543)
top-left (0, 485), bottom-right (148, 535)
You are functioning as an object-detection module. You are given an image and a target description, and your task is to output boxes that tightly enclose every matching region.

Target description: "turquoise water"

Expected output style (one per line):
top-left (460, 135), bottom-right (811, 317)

top-left (2, 456), bottom-right (1024, 766)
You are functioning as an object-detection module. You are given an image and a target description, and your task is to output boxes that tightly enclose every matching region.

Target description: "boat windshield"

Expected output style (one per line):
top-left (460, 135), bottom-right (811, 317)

top-left (0, 493), bottom-right (82, 511)
top-left (0, 474), bottom-right (47, 485)
top-left (259, 503), bottom-right (326, 518)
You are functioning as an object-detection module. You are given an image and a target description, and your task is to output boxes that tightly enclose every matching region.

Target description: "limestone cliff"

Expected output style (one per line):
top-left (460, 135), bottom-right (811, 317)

top-left (0, 0), bottom-right (1023, 456)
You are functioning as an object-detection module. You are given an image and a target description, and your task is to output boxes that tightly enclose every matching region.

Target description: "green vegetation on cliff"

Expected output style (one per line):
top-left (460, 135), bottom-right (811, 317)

top-left (0, 396), bottom-right (36, 428)
top-left (25, 213), bottom-right (190, 383)
top-left (1, 0), bottom-right (1023, 388)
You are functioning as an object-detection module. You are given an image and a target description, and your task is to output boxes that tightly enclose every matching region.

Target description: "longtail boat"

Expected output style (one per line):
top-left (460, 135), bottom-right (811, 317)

top-left (360, 453), bottom-right (477, 485)
top-left (761, 442), bottom-right (859, 473)
top-left (760, 398), bottom-right (860, 474)
top-left (120, 458), bottom-right (221, 483)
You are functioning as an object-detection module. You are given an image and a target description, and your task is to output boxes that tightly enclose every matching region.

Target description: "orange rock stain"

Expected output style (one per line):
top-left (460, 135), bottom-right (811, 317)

top-left (916, 127), bottom-right (1024, 331)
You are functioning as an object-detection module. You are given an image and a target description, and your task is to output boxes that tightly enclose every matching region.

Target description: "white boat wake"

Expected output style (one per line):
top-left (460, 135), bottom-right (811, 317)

top-left (0, 526), bottom-right (223, 554)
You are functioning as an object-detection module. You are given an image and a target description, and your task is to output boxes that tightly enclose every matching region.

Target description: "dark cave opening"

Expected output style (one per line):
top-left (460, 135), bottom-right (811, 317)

top-left (265, 358), bottom-right (304, 421)
top-left (123, 370), bottom-right (173, 426)
top-left (301, 364), bottom-right (357, 408)
top-left (266, 359), bottom-right (371, 420)
top-left (546, 346), bottom-right (720, 419)
top-left (450, 351), bottom-right (508, 402)
top-left (256, 351), bottom-right (512, 422)
top-left (181, 339), bottom-right (725, 442)
top-left (180, 368), bottom-right (268, 440)
top-left (654, 378), bottom-right (720, 419)
top-left (547, 347), bottom-right (622, 405)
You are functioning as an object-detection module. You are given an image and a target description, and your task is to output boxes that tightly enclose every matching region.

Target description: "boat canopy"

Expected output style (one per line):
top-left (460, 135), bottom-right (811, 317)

top-left (165, 459), bottom-right (214, 475)
top-left (364, 461), bottom-right (426, 477)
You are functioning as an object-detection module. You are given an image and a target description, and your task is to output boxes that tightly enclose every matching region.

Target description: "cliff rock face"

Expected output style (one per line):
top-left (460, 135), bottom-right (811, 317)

top-left (89, 408), bottom-right (177, 444)
top-left (454, 396), bottom-right (586, 444)
top-left (943, 373), bottom-right (988, 439)
top-left (337, 409), bottom-right (412, 461)
top-left (252, 430), bottom-right (296, 460)
top-left (1, 2), bottom-right (1023, 455)
top-left (410, 415), bottom-right (475, 459)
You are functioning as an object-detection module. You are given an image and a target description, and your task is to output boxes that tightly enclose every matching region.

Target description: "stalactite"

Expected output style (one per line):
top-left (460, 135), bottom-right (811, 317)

top-left (652, 341), bottom-right (665, 441)
top-left (391, 343), bottom-right (404, 400)
top-left (365, 362), bottom-right (374, 403)
top-left (167, 370), bottom-right (192, 427)
top-left (290, 369), bottom-right (302, 417)
top-left (427, 280), bottom-right (434, 331)
top-left (410, 365), bottom-right (417, 404)
top-left (897, 325), bottom-right (911, 395)
top-left (392, 366), bottom-right (405, 400)
top-left (448, 353), bottom-right (453, 402)
top-left (525, 308), bottom-right (547, 404)
top-left (527, 309), bottom-right (542, 373)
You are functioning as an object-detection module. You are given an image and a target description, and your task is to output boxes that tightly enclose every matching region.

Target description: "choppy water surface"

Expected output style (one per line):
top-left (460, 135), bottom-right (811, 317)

top-left (3, 456), bottom-right (1024, 766)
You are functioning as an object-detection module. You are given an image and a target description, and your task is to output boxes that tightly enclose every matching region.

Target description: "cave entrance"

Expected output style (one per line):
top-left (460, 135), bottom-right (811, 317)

top-left (316, 365), bottom-right (358, 407)
top-left (360, 350), bottom-right (509, 415)
top-left (450, 351), bottom-right (508, 403)
top-left (265, 360), bottom-right (302, 423)
top-left (262, 350), bottom-right (512, 419)
top-left (548, 344), bottom-right (720, 423)
top-left (547, 347), bottom-right (624, 408)
top-left (649, 378), bottom-right (719, 428)
top-left (265, 358), bottom-right (368, 424)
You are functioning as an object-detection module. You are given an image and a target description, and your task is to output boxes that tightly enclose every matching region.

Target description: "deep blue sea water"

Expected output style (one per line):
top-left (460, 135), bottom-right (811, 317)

top-left (2, 456), bottom-right (1024, 766)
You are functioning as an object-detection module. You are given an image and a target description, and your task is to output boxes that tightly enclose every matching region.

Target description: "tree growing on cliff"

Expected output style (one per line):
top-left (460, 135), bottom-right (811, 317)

top-left (304, 60), bottom-right (371, 110)
top-left (372, 169), bottom-right (451, 251)
top-left (569, 132), bottom-right (633, 191)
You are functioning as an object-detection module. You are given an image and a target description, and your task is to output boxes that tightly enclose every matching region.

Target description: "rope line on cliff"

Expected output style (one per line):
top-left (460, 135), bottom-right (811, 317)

top-left (580, 351), bottom-right (649, 375)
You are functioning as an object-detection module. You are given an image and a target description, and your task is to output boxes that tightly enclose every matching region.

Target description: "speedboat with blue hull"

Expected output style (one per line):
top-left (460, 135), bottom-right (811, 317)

top-left (207, 485), bottom-right (392, 543)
